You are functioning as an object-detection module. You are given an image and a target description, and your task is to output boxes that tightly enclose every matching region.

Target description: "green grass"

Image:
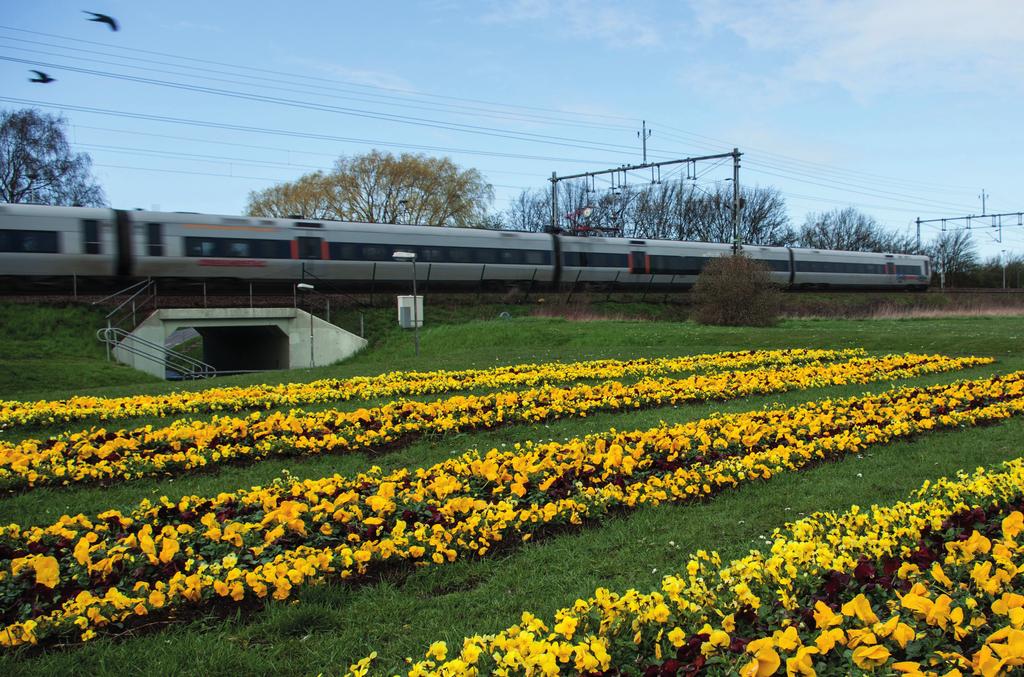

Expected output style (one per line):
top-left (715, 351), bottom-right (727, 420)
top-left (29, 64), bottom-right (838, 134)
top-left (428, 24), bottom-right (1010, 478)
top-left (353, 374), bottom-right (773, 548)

top-left (1, 303), bottom-right (1024, 674)
top-left (3, 300), bottom-right (1022, 402)
top-left (0, 304), bottom-right (160, 397)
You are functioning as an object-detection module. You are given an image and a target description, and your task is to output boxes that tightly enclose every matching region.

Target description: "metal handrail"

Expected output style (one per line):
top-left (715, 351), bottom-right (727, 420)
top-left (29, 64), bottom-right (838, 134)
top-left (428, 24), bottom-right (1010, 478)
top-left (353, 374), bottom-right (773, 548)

top-left (97, 327), bottom-right (216, 379)
top-left (92, 278), bottom-right (152, 314)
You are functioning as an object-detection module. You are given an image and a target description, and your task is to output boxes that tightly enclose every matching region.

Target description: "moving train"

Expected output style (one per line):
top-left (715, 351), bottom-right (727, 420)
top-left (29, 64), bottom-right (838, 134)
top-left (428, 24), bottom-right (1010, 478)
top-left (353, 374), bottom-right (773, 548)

top-left (0, 204), bottom-right (931, 290)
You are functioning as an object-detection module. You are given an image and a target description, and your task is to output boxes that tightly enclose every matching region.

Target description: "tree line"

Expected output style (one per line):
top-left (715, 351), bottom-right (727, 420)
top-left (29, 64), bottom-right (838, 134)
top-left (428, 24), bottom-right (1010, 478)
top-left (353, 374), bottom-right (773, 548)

top-left (0, 106), bottom-right (1011, 287)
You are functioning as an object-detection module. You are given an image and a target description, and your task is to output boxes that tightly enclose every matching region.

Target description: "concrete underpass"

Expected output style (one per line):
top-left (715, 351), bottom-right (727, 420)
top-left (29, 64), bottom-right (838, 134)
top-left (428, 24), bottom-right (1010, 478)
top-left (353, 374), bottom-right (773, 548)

top-left (111, 307), bottom-right (367, 379)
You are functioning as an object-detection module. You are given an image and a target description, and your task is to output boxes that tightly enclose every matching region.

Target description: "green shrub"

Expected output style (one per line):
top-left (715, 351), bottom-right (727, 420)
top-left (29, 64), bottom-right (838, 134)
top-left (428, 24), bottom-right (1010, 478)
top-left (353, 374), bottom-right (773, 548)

top-left (691, 254), bottom-right (781, 326)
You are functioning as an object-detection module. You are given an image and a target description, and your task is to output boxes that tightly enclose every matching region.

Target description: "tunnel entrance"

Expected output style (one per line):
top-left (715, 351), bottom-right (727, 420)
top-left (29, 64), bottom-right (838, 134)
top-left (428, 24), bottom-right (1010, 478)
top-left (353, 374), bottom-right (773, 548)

top-left (193, 325), bottom-right (289, 373)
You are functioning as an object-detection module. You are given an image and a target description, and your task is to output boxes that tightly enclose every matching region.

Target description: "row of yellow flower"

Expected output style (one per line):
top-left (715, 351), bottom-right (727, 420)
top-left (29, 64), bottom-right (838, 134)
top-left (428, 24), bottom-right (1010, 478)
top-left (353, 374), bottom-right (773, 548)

top-left (392, 457), bottom-right (1024, 676)
top-left (2, 370), bottom-right (1022, 648)
top-left (0, 353), bottom-right (987, 491)
top-left (0, 349), bottom-right (862, 429)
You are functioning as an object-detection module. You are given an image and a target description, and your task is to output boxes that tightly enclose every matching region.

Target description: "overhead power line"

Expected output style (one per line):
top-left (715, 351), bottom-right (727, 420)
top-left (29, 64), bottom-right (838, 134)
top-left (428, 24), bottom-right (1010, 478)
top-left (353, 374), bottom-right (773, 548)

top-left (0, 97), bottom-right (615, 165)
top-left (744, 162), bottom-right (979, 213)
top-left (91, 163), bottom-right (533, 194)
top-left (75, 139), bottom-right (546, 179)
top-left (0, 54), bottom-right (650, 157)
top-left (650, 122), bottom-right (980, 193)
top-left (0, 36), bottom-right (639, 134)
top-left (0, 25), bottom-right (638, 126)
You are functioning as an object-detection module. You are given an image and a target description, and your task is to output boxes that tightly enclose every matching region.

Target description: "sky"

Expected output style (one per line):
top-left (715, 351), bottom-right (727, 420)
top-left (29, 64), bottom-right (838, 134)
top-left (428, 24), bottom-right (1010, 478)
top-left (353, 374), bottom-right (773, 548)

top-left (3, 0), bottom-right (1022, 260)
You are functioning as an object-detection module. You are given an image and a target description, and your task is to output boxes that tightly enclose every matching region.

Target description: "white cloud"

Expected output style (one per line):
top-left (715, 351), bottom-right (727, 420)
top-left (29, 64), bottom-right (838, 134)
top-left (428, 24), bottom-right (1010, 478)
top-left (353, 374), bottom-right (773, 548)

top-left (481, 0), bottom-right (553, 24)
top-left (691, 0), bottom-right (1024, 98)
top-left (482, 0), bottom-right (662, 48)
top-left (286, 58), bottom-right (416, 92)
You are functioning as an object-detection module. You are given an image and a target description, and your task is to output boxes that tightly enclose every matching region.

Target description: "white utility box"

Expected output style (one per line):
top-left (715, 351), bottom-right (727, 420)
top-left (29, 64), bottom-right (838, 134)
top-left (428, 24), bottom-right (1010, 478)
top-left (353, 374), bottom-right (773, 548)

top-left (397, 295), bottom-right (423, 328)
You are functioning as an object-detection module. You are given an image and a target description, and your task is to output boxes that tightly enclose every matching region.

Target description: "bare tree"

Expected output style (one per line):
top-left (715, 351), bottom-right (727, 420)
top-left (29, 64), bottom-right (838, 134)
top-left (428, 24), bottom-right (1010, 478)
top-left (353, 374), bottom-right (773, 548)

top-left (501, 188), bottom-right (549, 232)
top-left (498, 181), bottom-right (793, 246)
top-left (667, 184), bottom-right (794, 246)
top-left (927, 229), bottom-right (978, 286)
top-left (631, 182), bottom-right (684, 240)
top-left (0, 108), bottom-right (105, 206)
top-left (247, 150), bottom-right (493, 226)
top-left (799, 207), bottom-right (918, 253)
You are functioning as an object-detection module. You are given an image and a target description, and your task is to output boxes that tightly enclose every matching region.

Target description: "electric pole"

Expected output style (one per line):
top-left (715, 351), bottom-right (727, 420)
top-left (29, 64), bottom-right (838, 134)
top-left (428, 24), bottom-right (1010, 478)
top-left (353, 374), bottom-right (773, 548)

top-left (550, 171), bottom-right (558, 233)
top-left (638, 120), bottom-right (651, 164)
top-left (732, 148), bottom-right (741, 254)
top-left (980, 189), bottom-right (988, 215)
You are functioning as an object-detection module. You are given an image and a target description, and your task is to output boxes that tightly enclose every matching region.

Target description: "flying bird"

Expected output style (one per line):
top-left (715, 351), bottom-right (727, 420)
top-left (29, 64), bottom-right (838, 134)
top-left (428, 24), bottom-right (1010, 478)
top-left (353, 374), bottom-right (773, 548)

top-left (83, 11), bottom-right (119, 31)
top-left (29, 70), bottom-right (55, 84)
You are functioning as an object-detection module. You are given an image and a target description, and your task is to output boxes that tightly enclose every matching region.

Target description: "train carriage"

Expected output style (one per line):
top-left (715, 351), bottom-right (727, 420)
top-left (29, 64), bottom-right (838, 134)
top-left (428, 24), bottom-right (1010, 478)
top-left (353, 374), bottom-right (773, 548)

top-left (0, 204), bottom-right (930, 291)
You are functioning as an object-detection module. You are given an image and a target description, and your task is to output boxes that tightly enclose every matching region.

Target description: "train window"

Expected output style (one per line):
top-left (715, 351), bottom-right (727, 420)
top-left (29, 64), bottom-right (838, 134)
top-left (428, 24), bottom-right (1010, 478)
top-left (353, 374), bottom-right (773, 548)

top-left (0, 229), bottom-right (59, 253)
top-left (82, 220), bottom-right (100, 254)
top-left (795, 260), bottom-right (893, 274)
top-left (256, 241), bottom-right (291, 259)
top-left (295, 222), bottom-right (322, 228)
top-left (329, 243), bottom-right (358, 260)
top-left (647, 255), bottom-right (709, 275)
top-left (185, 238), bottom-right (217, 257)
top-left (296, 236), bottom-right (322, 260)
top-left (228, 241), bottom-right (251, 257)
top-left (896, 265), bottom-right (921, 275)
top-left (184, 237), bottom-right (290, 259)
top-left (924, 260), bottom-right (930, 276)
top-left (328, 242), bottom-right (551, 265)
top-left (523, 250), bottom-right (547, 265)
top-left (648, 255), bottom-right (675, 275)
top-left (360, 245), bottom-right (389, 261)
top-left (475, 249), bottom-right (500, 264)
top-left (146, 223), bottom-right (163, 257)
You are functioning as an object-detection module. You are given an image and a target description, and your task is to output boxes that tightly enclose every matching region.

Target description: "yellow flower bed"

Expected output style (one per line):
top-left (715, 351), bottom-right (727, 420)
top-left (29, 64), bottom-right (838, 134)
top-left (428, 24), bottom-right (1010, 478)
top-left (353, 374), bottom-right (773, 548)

top-left (0, 353), bottom-right (987, 491)
top-left (1, 371), bottom-right (1022, 648)
top-left (395, 458), bottom-right (1024, 676)
top-left (0, 349), bottom-right (860, 429)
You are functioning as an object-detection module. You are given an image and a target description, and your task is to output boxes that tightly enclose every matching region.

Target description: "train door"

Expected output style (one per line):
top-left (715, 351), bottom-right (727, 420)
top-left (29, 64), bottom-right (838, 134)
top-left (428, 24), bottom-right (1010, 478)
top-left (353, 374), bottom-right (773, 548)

top-left (296, 236), bottom-right (322, 260)
top-left (146, 223), bottom-right (163, 256)
top-left (629, 250), bottom-right (648, 274)
top-left (81, 219), bottom-right (101, 254)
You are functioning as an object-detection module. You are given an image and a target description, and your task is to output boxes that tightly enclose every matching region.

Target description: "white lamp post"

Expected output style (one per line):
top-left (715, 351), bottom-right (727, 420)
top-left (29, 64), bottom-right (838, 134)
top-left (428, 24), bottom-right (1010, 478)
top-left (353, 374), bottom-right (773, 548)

top-left (296, 282), bottom-right (316, 368)
top-left (392, 250), bottom-right (419, 356)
